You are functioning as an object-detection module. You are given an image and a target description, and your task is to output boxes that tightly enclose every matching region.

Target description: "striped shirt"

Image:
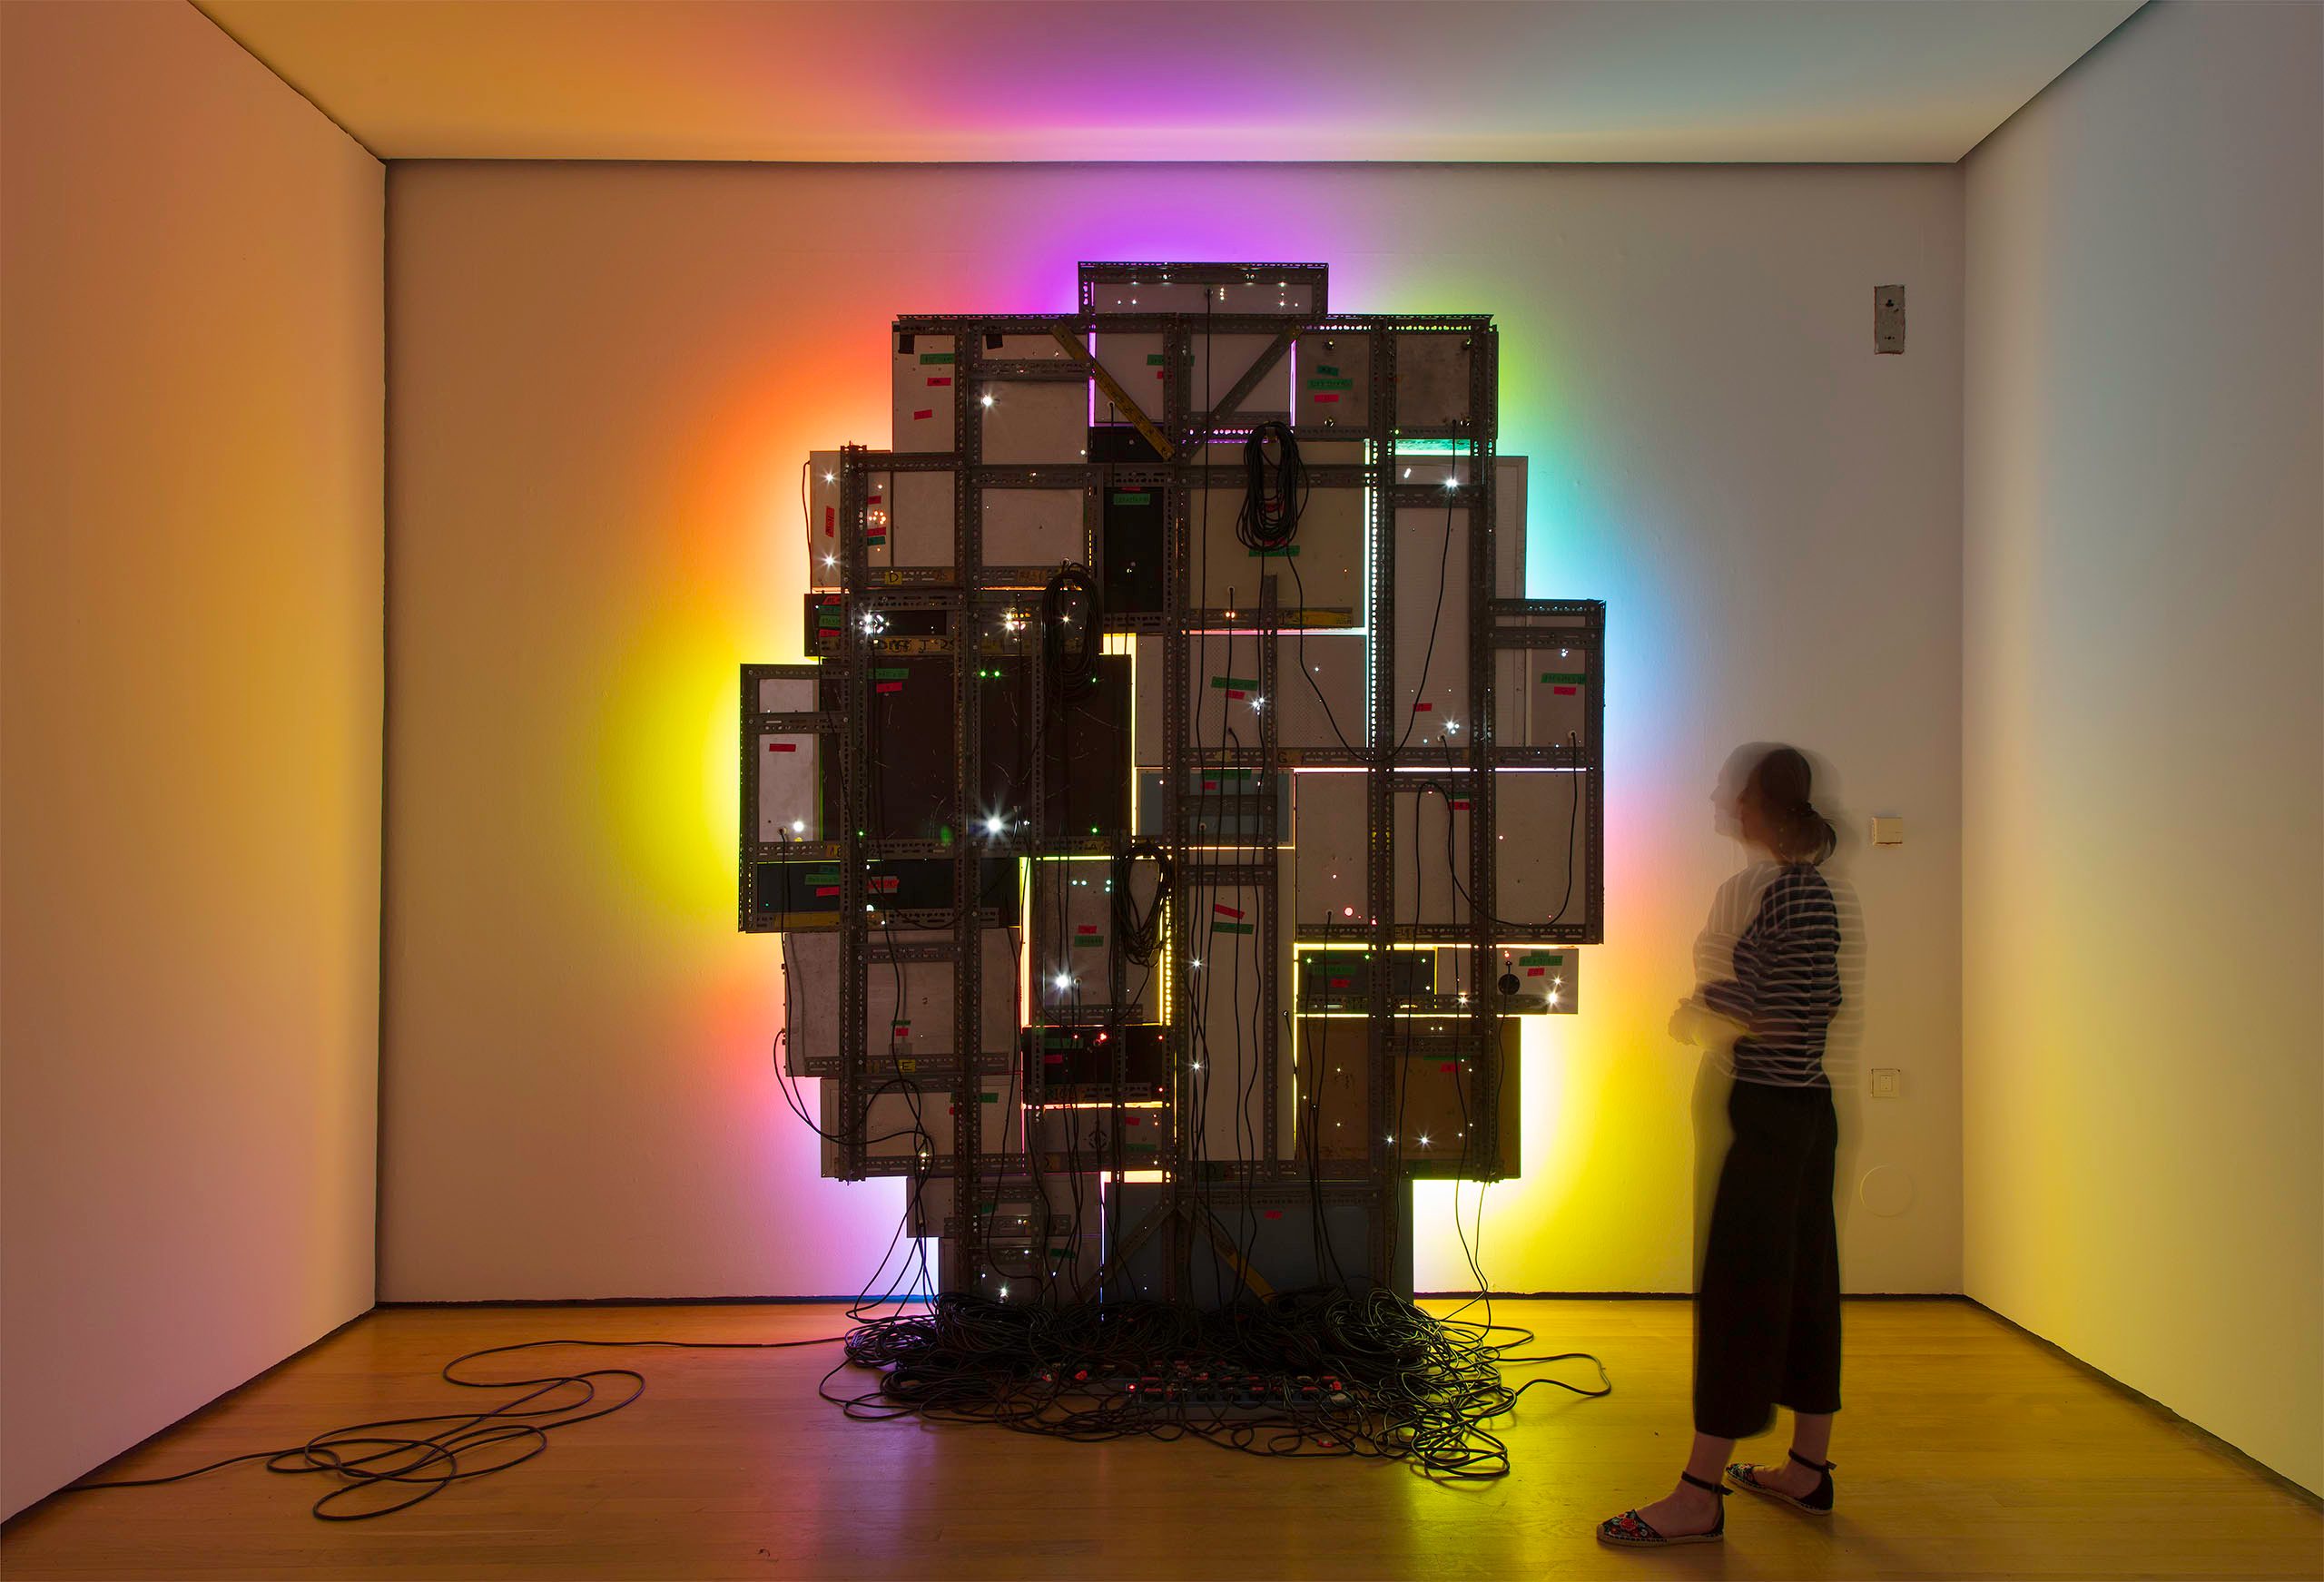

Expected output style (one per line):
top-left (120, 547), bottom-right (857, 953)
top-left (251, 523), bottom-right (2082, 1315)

top-left (1700, 863), bottom-right (1843, 1086)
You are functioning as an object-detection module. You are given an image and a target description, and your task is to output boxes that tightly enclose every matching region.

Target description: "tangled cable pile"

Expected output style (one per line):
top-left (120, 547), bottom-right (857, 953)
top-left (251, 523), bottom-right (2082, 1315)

top-left (828, 1289), bottom-right (1608, 1478)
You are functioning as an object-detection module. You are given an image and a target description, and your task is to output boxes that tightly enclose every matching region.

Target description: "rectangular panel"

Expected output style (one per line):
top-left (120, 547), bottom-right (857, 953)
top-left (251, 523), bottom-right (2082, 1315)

top-left (1137, 769), bottom-right (1289, 844)
top-left (1295, 948), bottom-right (1433, 1013)
top-left (785, 928), bottom-right (1020, 1063)
top-left (1295, 331), bottom-right (1369, 432)
top-left (1094, 331), bottom-right (1169, 420)
top-left (894, 333), bottom-right (956, 453)
top-left (824, 658), bottom-right (1026, 841)
top-left (820, 1073), bottom-right (1019, 1175)
top-left (1494, 770), bottom-right (1590, 931)
top-left (753, 730), bottom-right (819, 842)
top-left (907, 1171), bottom-right (1102, 1241)
top-left (1293, 772), bottom-right (1473, 929)
top-left (750, 856), bottom-right (1016, 931)
top-left (1393, 331), bottom-right (1475, 428)
top-left (754, 671), bottom-right (818, 713)
top-left (881, 467), bottom-right (957, 570)
top-left (1041, 654), bottom-right (1133, 838)
top-left (1187, 870), bottom-right (1289, 1164)
top-left (1029, 1099), bottom-right (1169, 1173)
top-left (1134, 632), bottom-right (1365, 763)
top-left (1191, 461), bottom-right (1364, 626)
top-left (1294, 1017), bottom-right (1521, 1177)
top-left (981, 486), bottom-right (1086, 570)
top-left (1392, 502), bottom-right (1472, 749)
top-left (1192, 334), bottom-right (1291, 423)
top-left (1030, 858), bottom-right (1157, 1022)
top-left (980, 380), bottom-right (1088, 466)
top-left (1100, 480), bottom-right (1167, 615)
top-left (1019, 1024), bottom-right (1169, 1103)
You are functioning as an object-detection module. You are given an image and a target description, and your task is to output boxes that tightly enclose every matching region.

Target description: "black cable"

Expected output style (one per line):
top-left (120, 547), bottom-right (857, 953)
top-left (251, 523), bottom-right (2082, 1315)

top-left (58, 1333), bottom-right (848, 1521)
top-left (1235, 420), bottom-right (1305, 553)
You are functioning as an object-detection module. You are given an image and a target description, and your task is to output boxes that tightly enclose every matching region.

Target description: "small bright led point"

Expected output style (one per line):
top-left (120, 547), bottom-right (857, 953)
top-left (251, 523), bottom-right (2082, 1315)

top-left (1417, 1134), bottom-right (1432, 1147)
top-left (985, 814), bottom-right (1005, 834)
top-left (822, 472), bottom-right (836, 483)
top-left (1443, 476), bottom-right (1460, 489)
top-left (1188, 958), bottom-right (1202, 969)
top-left (790, 820), bottom-right (805, 833)
top-left (980, 393), bottom-right (995, 408)
top-left (1052, 973), bottom-right (1073, 992)
top-left (822, 555), bottom-right (837, 568)
top-left (1443, 720), bottom-right (1461, 734)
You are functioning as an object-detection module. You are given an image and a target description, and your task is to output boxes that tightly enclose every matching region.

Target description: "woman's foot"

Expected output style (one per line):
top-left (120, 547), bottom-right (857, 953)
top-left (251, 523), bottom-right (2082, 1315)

top-left (1738, 1455), bottom-right (1823, 1499)
top-left (1606, 1478), bottom-right (1725, 1542)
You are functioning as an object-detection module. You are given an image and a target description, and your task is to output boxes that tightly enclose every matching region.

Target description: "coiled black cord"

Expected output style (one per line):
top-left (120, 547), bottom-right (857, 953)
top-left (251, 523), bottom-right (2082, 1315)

top-left (1235, 420), bottom-right (1305, 552)
top-left (1111, 839), bottom-right (1173, 969)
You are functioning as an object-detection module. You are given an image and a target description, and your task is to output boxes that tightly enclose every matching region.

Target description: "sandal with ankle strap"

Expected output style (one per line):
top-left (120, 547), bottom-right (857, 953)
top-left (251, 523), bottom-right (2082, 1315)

top-left (1726, 1449), bottom-right (1837, 1514)
top-left (1596, 1472), bottom-right (1728, 1548)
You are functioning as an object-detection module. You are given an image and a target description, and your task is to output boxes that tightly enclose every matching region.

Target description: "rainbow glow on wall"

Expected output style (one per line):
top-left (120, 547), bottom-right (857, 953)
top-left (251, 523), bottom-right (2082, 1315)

top-left (576, 173), bottom-right (1702, 1295)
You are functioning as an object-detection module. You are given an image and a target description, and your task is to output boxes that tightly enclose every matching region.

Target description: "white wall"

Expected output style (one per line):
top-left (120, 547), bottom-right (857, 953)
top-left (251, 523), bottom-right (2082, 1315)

top-left (382, 161), bottom-right (1963, 1301)
top-left (1964, 0), bottom-right (2322, 1493)
top-left (0, 1), bottom-right (384, 1518)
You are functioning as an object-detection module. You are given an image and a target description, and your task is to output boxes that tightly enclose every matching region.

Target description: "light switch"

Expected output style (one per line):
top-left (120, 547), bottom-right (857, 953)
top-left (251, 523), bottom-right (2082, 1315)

top-left (1870, 815), bottom-right (1905, 847)
top-left (1870, 1068), bottom-right (1901, 1098)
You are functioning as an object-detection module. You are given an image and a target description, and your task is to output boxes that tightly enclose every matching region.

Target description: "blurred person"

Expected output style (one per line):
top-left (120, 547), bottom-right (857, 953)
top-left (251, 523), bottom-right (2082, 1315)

top-left (1600, 744), bottom-right (1850, 1548)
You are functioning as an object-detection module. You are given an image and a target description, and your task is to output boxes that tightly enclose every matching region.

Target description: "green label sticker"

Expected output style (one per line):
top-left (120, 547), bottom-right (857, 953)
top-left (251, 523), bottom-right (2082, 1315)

top-left (805, 870), bottom-right (841, 885)
top-left (1146, 353), bottom-right (1167, 366)
top-left (1305, 378), bottom-right (1354, 391)
top-left (1209, 676), bottom-right (1261, 690)
top-left (920, 351), bottom-right (954, 364)
top-left (980, 1092), bottom-right (999, 1103)
top-left (1520, 952), bottom-right (1564, 967)
top-left (873, 666), bottom-right (910, 680)
top-left (1213, 921), bottom-right (1256, 935)
top-left (1538, 672), bottom-right (1587, 685)
top-left (1112, 491), bottom-right (1151, 505)
top-left (1072, 936), bottom-right (1104, 948)
top-left (1315, 364), bottom-right (1341, 377)
top-left (1249, 545), bottom-right (1301, 557)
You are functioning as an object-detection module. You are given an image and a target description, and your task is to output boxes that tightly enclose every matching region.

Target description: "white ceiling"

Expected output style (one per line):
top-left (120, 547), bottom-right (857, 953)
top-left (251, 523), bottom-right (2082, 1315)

top-left (198, 0), bottom-right (2143, 164)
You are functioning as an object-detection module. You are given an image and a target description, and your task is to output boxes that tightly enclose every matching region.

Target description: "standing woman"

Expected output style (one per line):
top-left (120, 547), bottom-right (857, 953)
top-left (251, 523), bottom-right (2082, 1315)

top-left (1600, 744), bottom-right (1846, 1548)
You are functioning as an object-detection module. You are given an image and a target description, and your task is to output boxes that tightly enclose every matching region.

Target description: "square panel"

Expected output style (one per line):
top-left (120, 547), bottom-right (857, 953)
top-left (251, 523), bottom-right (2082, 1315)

top-left (819, 1073), bottom-right (1020, 1175)
top-left (1493, 770), bottom-right (1590, 931)
top-left (980, 380), bottom-right (1089, 466)
top-left (1393, 331), bottom-right (1475, 428)
top-left (1291, 772), bottom-right (1474, 929)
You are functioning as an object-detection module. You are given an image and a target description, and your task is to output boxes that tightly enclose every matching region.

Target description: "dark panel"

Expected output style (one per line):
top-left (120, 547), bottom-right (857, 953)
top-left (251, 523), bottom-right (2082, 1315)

top-left (1099, 478), bottom-right (1167, 614)
top-left (1041, 654), bottom-right (1132, 838)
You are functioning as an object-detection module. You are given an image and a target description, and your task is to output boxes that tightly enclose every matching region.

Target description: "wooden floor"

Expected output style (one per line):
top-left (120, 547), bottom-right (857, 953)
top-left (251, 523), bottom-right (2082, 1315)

top-left (4, 1299), bottom-right (2317, 1580)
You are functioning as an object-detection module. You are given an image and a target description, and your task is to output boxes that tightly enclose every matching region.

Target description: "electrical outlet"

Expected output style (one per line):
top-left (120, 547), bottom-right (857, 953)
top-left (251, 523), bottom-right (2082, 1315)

top-left (1870, 1068), bottom-right (1901, 1098)
top-left (1875, 285), bottom-right (1906, 354)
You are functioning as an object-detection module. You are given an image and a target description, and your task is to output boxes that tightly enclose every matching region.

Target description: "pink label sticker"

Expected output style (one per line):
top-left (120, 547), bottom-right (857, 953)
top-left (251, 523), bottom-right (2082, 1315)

top-left (912, 408), bottom-right (933, 420)
top-left (768, 742), bottom-right (797, 752)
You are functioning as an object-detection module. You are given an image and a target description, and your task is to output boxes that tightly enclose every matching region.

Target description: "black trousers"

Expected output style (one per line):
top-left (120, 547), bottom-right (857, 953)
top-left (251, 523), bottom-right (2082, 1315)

top-left (1694, 1080), bottom-right (1842, 1440)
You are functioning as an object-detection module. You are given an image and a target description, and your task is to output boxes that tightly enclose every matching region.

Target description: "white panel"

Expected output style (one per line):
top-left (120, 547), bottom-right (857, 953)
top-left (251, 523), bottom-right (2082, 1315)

top-left (980, 380), bottom-right (1088, 466)
top-left (1193, 334), bottom-right (1291, 421)
top-left (1296, 331), bottom-right (1368, 430)
top-left (1030, 859), bottom-right (1156, 1022)
top-left (1493, 770), bottom-right (1587, 929)
top-left (1190, 473), bottom-right (1364, 623)
top-left (822, 1075), bottom-right (1019, 1171)
top-left (981, 487), bottom-right (1085, 569)
top-left (1134, 632), bottom-right (1366, 763)
top-left (1392, 502), bottom-right (1471, 748)
top-left (894, 334), bottom-right (956, 452)
top-left (755, 674), bottom-right (816, 712)
top-left (1095, 331), bottom-right (1169, 420)
top-left (786, 929), bottom-right (1020, 1061)
top-left (1293, 772), bottom-right (1473, 928)
top-left (884, 468), bottom-right (956, 569)
top-left (1291, 771), bottom-right (1367, 930)
top-left (754, 732), bottom-right (818, 841)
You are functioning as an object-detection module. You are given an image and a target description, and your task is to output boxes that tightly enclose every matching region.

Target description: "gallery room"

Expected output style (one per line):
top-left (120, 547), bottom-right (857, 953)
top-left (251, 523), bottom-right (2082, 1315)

top-left (1, 1), bottom-right (2318, 1576)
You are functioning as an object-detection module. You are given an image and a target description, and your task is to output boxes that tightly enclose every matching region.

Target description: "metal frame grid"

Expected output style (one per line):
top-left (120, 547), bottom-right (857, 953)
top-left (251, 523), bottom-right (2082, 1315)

top-left (740, 262), bottom-right (1606, 1300)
